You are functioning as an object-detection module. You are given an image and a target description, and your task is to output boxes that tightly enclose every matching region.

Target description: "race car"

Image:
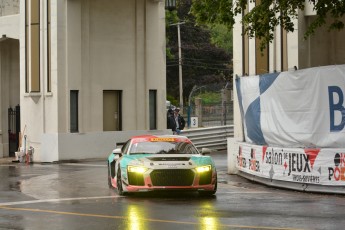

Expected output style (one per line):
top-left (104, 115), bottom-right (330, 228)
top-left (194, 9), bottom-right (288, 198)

top-left (107, 134), bottom-right (217, 196)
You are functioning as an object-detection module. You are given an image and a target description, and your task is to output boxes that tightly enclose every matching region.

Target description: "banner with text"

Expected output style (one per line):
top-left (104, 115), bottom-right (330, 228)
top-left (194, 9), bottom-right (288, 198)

top-left (236, 65), bottom-right (345, 148)
top-left (237, 143), bottom-right (345, 186)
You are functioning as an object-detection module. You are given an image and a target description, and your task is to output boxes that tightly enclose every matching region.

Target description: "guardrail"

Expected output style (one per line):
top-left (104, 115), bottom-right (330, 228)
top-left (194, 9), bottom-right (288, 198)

top-left (182, 125), bottom-right (234, 150)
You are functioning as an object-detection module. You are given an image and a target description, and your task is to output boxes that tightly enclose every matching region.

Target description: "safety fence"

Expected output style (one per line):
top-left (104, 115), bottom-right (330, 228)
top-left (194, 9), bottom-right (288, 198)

top-left (180, 102), bottom-right (233, 128)
top-left (182, 125), bottom-right (234, 151)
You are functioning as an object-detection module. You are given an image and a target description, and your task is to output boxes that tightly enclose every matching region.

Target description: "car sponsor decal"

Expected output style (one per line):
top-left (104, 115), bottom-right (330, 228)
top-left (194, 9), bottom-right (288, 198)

top-left (150, 137), bottom-right (175, 142)
top-left (131, 137), bottom-right (192, 144)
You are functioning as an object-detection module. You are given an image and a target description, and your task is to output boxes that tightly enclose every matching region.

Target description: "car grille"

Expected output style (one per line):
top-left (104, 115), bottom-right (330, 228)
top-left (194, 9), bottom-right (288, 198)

top-left (128, 172), bottom-right (145, 186)
top-left (150, 169), bottom-right (195, 186)
top-left (149, 157), bottom-right (190, 161)
top-left (198, 171), bottom-right (212, 185)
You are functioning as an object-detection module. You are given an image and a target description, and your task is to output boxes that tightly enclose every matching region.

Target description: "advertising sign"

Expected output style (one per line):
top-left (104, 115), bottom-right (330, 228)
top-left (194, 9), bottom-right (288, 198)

top-left (237, 143), bottom-right (345, 186)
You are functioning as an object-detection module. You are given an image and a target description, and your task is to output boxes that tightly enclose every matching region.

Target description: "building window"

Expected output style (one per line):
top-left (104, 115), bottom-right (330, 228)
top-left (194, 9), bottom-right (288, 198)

top-left (281, 26), bottom-right (288, 71)
top-left (47, 0), bottom-right (51, 92)
top-left (255, 38), bottom-right (269, 75)
top-left (242, 6), bottom-right (249, 76)
top-left (25, 0), bottom-right (29, 92)
top-left (255, 0), bottom-right (269, 75)
top-left (70, 90), bottom-right (79, 133)
top-left (149, 90), bottom-right (157, 130)
top-left (25, 0), bottom-right (40, 92)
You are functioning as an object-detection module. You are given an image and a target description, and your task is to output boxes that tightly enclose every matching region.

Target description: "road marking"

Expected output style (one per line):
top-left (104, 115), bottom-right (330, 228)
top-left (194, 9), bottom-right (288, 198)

top-left (62, 163), bottom-right (106, 167)
top-left (0, 196), bottom-right (120, 206)
top-left (0, 205), bottom-right (303, 230)
top-left (217, 191), bottom-right (271, 194)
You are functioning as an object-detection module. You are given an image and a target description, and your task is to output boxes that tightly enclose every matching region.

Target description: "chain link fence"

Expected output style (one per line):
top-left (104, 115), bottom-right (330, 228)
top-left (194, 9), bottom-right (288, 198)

top-left (182, 101), bottom-right (233, 128)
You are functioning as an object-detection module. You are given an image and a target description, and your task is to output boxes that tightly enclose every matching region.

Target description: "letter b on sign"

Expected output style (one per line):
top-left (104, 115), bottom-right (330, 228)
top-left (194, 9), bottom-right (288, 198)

top-left (328, 86), bottom-right (345, 131)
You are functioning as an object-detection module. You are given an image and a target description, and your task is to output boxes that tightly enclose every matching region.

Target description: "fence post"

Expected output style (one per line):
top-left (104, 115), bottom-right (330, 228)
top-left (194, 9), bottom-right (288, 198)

top-left (15, 105), bottom-right (20, 132)
top-left (195, 98), bottom-right (202, 127)
top-left (221, 89), bottom-right (231, 126)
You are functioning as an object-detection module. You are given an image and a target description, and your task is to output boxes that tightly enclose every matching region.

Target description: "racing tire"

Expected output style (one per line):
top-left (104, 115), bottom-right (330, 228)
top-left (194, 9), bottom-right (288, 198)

top-left (116, 168), bottom-right (127, 196)
top-left (107, 163), bottom-right (112, 188)
top-left (198, 177), bottom-right (217, 196)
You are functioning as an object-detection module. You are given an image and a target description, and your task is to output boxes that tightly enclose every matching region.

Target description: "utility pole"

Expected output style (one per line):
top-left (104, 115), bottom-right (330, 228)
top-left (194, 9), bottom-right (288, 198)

top-left (170, 21), bottom-right (185, 113)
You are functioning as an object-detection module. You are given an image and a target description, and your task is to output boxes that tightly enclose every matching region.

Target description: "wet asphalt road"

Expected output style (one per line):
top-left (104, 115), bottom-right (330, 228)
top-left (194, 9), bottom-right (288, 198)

top-left (0, 151), bottom-right (345, 230)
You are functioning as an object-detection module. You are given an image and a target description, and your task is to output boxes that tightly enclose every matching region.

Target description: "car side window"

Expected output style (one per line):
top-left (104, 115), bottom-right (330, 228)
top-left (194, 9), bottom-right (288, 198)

top-left (121, 140), bottom-right (131, 154)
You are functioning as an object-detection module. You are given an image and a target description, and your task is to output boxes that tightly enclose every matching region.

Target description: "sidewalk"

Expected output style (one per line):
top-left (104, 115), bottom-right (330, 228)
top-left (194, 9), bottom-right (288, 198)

top-left (0, 157), bottom-right (16, 165)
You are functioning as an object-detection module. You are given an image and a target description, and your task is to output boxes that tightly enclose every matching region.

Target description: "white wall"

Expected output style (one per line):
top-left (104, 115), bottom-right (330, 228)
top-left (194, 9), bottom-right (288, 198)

top-left (299, 15), bottom-right (345, 69)
top-left (18, 0), bottom-right (167, 162)
top-left (0, 15), bottom-right (19, 39)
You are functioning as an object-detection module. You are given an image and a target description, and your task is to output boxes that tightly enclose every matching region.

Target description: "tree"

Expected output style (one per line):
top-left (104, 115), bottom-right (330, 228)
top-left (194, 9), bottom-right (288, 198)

top-left (166, 0), bottom-right (232, 106)
top-left (191, 0), bottom-right (345, 50)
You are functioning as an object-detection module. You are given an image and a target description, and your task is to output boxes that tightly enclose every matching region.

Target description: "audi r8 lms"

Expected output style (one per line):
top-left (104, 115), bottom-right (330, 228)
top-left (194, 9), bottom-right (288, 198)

top-left (107, 135), bottom-right (217, 196)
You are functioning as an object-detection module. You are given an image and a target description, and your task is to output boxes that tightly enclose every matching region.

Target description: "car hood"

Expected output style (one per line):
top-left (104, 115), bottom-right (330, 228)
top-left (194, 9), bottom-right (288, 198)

top-left (121, 154), bottom-right (214, 168)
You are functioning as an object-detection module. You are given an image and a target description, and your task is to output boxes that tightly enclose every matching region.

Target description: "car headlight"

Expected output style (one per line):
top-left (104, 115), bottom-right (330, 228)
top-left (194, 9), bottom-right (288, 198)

top-left (196, 165), bottom-right (211, 173)
top-left (127, 165), bottom-right (148, 174)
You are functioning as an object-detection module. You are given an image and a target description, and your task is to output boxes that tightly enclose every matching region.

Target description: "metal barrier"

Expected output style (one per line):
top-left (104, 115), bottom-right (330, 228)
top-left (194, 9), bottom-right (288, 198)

top-left (182, 125), bottom-right (234, 150)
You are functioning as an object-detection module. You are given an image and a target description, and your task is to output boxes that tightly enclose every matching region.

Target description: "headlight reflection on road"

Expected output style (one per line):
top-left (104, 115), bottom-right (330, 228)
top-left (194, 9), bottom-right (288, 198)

top-left (125, 204), bottom-right (148, 230)
top-left (199, 203), bottom-right (219, 230)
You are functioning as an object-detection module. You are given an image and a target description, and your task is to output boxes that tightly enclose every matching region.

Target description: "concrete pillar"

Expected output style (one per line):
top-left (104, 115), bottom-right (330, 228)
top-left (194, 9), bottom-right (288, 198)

top-left (195, 98), bottom-right (202, 127)
top-left (227, 138), bottom-right (239, 174)
top-left (221, 88), bottom-right (231, 125)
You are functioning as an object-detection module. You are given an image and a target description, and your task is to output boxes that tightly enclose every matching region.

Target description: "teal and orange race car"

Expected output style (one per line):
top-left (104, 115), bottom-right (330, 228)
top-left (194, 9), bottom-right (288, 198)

top-left (107, 134), bottom-right (217, 196)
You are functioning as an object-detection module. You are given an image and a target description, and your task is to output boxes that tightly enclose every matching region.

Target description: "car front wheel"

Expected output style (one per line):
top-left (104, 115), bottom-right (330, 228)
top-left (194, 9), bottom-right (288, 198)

top-left (116, 168), bottom-right (127, 196)
top-left (198, 177), bottom-right (217, 196)
top-left (107, 163), bottom-right (112, 188)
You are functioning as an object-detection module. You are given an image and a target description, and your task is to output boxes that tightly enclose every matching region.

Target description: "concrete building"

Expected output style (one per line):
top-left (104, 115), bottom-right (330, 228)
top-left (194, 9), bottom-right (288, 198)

top-left (232, 1), bottom-right (345, 141)
top-left (0, 0), bottom-right (168, 162)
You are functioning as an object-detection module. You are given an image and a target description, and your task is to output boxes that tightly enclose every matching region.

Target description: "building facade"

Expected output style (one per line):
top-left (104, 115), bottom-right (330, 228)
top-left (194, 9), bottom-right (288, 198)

top-left (0, 0), bottom-right (168, 161)
top-left (232, 1), bottom-right (345, 140)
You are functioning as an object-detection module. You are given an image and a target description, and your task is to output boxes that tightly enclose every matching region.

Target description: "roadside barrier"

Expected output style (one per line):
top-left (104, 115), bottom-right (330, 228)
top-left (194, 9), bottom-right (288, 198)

top-left (182, 125), bottom-right (234, 150)
top-left (228, 140), bottom-right (345, 194)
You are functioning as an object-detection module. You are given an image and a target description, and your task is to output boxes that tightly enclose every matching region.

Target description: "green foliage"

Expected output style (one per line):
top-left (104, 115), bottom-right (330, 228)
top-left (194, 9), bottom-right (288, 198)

top-left (191, 0), bottom-right (345, 50)
top-left (166, 10), bottom-right (179, 60)
top-left (166, 95), bottom-right (178, 107)
top-left (166, 0), bottom-right (232, 105)
top-left (208, 24), bottom-right (233, 55)
top-left (304, 0), bottom-right (345, 39)
top-left (194, 91), bottom-right (222, 104)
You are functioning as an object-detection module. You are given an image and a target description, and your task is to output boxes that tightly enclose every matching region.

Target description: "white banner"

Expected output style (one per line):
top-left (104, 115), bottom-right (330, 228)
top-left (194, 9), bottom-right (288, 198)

top-left (236, 65), bottom-right (345, 148)
top-left (237, 143), bottom-right (345, 186)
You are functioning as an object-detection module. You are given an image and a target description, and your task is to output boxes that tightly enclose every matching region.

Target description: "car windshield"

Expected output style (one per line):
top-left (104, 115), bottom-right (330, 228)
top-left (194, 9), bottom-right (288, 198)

top-left (129, 141), bottom-right (199, 155)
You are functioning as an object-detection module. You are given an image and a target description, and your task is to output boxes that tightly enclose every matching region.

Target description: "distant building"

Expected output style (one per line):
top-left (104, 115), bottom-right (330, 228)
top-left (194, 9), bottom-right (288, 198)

top-left (0, 0), bottom-right (168, 161)
top-left (232, 1), bottom-right (345, 140)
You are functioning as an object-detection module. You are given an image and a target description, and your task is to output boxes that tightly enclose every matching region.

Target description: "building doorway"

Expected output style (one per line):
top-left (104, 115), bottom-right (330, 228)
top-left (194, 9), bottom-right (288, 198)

top-left (0, 38), bottom-right (20, 157)
top-left (103, 90), bottom-right (122, 131)
top-left (8, 105), bottom-right (20, 157)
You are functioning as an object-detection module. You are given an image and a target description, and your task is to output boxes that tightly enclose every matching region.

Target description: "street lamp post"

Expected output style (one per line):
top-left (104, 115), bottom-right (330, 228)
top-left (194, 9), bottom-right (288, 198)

top-left (170, 21), bottom-right (185, 114)
top-left (165, 0), bottom-right (185, 113)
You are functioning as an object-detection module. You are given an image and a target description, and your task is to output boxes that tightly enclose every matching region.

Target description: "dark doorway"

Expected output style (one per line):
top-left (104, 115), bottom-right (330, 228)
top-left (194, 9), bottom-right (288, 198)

top-left (8, 105), bottom-right (20, 157)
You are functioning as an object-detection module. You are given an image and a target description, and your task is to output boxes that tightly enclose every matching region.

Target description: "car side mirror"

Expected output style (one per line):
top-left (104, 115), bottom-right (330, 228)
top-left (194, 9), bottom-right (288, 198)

top-left (201, 148), bottom-right (212, 155)
top-left (112, 148), bottom-right (122, 156)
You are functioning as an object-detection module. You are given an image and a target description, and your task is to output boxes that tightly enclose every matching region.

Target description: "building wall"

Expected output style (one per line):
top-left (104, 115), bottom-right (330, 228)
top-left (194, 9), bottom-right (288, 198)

top-left (233, 4), bottom-right (345, 142)
top-left (298, 14), bottom-right (345, 69)
top-left (16, 0), bottom-right (167, 162)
